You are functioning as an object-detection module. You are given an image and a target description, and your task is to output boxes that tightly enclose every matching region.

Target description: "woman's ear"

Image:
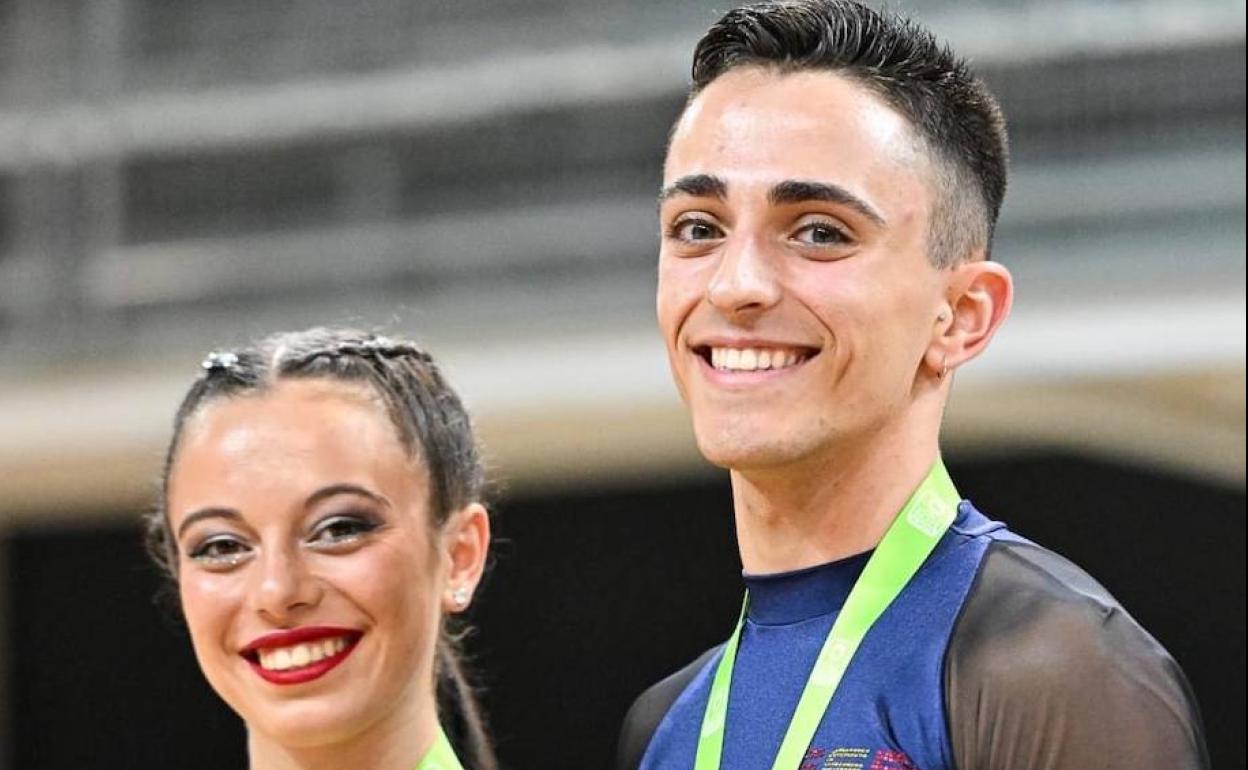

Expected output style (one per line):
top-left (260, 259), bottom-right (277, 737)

top-left (924, 260), bottom-right (1013, 379)
top-left (440, 502), bottom-right (490, 614)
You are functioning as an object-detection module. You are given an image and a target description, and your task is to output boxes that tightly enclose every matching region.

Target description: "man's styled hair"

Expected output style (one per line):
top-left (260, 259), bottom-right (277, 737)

top-left (688, 0), bottom-right (1009, 266)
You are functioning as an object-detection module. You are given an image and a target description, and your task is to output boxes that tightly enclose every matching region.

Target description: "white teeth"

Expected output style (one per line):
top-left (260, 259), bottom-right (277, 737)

top-left (255, 636), bottom-right (352, 671)
top-left (708, 346), bottom-right (808, 372)
top-left (290, 645), bottom-right (311, 667)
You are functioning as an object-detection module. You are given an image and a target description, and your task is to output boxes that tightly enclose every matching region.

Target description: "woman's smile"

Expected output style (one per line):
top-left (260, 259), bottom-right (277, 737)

top-left (240, 626), bottom-right (364, 685)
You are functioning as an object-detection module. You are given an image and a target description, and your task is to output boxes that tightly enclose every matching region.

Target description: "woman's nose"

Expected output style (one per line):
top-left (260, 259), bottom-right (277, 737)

top-left (248, 546), bottom-right (323, 622)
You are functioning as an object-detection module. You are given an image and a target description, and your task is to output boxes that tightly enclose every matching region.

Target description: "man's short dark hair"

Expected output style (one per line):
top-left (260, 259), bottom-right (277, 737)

top-left (688, 0), bottom-right (1009, 266)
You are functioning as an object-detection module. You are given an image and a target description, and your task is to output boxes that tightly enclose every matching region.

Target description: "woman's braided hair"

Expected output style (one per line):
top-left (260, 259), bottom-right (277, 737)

top-left (146, 327), bottom-right (496, 770)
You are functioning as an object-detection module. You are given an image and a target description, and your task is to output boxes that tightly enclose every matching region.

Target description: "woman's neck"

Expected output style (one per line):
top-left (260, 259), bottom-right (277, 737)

top-left (246, 690), bottom-right (439, 770)
top-left (731, 417), bottom-right (941, 575)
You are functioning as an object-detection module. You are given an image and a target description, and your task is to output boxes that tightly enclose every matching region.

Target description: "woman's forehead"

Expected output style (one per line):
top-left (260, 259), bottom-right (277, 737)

top-left (170, 380), bottom-right (425, 506)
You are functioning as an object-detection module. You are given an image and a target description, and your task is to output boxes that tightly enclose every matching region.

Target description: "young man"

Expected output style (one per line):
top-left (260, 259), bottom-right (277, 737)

top-left (618, 2), bottom-right (1209, 769)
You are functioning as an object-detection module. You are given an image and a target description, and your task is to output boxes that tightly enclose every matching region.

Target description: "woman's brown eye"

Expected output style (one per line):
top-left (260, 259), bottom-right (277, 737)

top-left (309, 515), bottom-right (378, 546)
top-left (189, 536), bottom-right (251, 568)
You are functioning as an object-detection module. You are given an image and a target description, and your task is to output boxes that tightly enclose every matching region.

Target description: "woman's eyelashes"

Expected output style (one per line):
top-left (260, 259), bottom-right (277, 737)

top-left (183, 512), bottom-right (382, 569)
top-left (306, 513), bottom-right (382, 549)
top-left (188, 534), bottom-right (252, 569)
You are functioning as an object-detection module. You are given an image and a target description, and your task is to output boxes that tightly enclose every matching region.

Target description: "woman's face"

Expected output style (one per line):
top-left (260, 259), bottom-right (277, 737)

top-left (166, 378), bottom-right (473, 747)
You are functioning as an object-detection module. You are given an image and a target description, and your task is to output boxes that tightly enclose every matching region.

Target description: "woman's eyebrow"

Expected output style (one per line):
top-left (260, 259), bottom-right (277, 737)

top-left (768, 179), bottom-right (886, 226)
top-left (177, 507), bottom-right (242, 539)
top-left (306, 483), bottom-right (392, 509)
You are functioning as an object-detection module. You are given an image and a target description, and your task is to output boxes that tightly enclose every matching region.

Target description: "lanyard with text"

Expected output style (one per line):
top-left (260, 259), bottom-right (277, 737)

top-left (413, 726), bottom-right (465, 770)
top-left (694, 459), bottom-right (961, 770)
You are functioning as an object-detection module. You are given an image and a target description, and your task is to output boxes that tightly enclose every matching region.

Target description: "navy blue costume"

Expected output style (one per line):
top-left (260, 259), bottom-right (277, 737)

top-left (618, 503), bottom-right (1208, 770)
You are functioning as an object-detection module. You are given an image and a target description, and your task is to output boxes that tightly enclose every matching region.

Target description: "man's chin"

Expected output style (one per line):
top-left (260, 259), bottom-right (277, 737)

top-left (695, 434), bottom-right (804, 473)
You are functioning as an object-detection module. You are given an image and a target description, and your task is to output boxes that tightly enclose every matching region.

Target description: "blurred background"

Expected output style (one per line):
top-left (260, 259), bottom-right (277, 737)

top-left (0, 0), bottom-right (1243, 768)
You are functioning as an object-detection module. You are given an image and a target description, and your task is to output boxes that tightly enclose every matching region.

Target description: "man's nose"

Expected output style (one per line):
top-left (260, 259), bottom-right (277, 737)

top-left (248, 545), bottom-right (323, 623)
top-left (706, 234), bottom-right (783, 318)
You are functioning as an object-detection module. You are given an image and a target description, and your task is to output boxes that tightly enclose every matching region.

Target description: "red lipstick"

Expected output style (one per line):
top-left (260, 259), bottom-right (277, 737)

top-left (240, 626), bottom-right (362, 686)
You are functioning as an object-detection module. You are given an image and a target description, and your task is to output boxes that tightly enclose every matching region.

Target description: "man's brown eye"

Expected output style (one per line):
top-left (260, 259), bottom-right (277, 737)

top-left (795, 222), bottom-right (850, 246)
top-left (810, 226), bottom-right (840, 243)
top-left (671, 219), bottom-right (722, 241)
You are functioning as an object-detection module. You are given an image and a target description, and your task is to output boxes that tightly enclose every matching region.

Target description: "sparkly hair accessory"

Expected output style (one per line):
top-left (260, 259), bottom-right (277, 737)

top-left (201, 351), bottom-right (240, 371)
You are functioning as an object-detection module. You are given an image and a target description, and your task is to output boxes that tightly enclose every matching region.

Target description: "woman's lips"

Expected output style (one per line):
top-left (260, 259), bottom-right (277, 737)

top-left (240, 627), bottom-right (363, 686)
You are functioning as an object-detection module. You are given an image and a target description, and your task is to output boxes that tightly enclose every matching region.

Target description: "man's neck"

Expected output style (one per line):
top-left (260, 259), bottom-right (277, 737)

top-left (247, 688), bottom-right (438, 770)
top-left (731, 417), bottom-right (941, 574)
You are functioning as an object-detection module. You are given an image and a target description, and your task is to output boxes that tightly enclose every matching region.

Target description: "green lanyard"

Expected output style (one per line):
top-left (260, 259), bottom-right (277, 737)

top-left (694, 459), bottom-right (961, 770)
top-left (413, 726), bottom-right (465, 770)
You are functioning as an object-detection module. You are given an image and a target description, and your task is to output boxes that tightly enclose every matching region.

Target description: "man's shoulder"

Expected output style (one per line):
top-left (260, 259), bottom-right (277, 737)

top-left (950, 537), bottom-right (1173, 688)
top-left (945, 538), bottom-right (1209, 768)
top-left (615, 645), bottom-right (721, 770)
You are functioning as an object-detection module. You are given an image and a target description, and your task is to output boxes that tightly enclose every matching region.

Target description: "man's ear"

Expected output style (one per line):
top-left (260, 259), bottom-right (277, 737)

top-left (440, 502), bottom-right (490, 614)
top-left (924, 259), bottom-right (1013, 378)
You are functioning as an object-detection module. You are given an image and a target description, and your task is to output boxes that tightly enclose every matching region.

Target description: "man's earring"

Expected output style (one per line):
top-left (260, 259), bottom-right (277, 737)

top-left (451, 586), bottom-right (471, 608)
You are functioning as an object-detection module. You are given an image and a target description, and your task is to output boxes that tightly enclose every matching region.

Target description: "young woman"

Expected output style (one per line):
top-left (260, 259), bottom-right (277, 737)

top-left (146, 327), bottom-right (497, 770)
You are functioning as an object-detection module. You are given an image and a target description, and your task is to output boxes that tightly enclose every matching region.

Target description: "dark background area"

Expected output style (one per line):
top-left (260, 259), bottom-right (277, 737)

top-left (4, 451), bottom-right (1244, 769)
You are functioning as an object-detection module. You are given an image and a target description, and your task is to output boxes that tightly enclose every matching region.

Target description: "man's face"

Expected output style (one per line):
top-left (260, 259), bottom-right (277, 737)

top-left (657, 67), bottom-right (952, 472)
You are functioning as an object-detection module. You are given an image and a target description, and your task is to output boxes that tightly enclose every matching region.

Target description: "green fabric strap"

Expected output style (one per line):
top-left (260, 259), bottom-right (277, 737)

top-left (413, 726), bottom-right (465, 770)
top-left (694, 459), bottom-right (961, 770)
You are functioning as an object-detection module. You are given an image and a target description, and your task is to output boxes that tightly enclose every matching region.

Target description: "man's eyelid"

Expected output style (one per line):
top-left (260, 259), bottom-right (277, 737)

top-left (665, 204), bottom-right (721, 226)
top-left (789, 208), bottom-right (854, 232)
top-left (792, 220), bottom-right (852, 240)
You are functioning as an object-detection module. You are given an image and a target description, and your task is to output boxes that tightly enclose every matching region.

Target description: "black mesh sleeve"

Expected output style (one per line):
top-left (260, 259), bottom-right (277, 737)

top-left (945, 541), bottom-right (1209, 770)
top-left (616, 646), bottom-right (721, 770)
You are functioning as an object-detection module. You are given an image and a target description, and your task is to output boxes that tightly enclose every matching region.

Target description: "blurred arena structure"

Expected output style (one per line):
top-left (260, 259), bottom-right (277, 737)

top-left (0, 1), bottom-right (1243, 768)
top-left (0, 0), bottom-right (1243, 525)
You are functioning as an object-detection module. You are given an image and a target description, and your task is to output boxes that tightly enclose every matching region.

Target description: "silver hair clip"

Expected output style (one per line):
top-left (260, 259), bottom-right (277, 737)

top-left (201, 351), bottom-right (240, 371)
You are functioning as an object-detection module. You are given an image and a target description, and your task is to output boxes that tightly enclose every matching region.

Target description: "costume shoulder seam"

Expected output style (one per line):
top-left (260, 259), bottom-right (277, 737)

top-left (981, 538), bottom-right (1121, 616)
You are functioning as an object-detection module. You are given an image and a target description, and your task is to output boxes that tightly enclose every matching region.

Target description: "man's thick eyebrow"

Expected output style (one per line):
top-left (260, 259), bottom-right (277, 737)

top-left (658, 174), bottom-right (728, 204)
top-left (769, 179), bottom-right (886, 226)
top-left (177, 508), bottom-right (242, 539)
